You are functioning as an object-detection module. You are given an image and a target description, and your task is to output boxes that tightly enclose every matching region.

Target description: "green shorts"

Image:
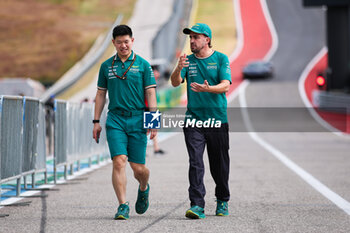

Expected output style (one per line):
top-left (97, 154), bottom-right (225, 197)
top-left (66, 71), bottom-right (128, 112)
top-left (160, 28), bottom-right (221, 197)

top-left (105, 110), bottom-right (147, 164)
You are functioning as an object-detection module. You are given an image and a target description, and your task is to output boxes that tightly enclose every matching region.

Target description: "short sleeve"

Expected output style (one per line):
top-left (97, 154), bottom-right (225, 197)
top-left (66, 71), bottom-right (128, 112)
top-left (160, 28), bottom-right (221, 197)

top-left (97, 63), bottom-right (108, 90)
top-left (143, 62), bottom-right (157, 89)
top-left (219, 55), bottom-right (232, 84)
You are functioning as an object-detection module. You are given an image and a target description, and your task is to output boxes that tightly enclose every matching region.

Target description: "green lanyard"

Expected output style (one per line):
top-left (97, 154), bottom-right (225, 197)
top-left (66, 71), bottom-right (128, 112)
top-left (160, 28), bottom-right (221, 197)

top-left (111, 53), bottom-right (136, 80)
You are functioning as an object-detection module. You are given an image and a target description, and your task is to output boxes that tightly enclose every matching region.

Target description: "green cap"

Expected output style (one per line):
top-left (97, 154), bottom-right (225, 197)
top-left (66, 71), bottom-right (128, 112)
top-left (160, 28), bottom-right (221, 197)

top-left (183, 23), bottom-right (212, 39)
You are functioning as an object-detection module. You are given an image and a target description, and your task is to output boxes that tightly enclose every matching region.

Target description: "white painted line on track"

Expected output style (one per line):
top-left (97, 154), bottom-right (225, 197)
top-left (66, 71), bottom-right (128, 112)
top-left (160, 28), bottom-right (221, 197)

top-left (227, 84), bottom-right (242, 104)
top-left (260, 0), bottom-right (279, 61)
top-left (297, 47), bottom-right (349, 138)
top-left (227, 0), bottom-right (245, 104)
top-left (239, 80), bottom-right (350, 216)
top-left (239, 2), bottom-right (350, 214)
top-left (228, 0), bottom-right (278, 104)
top-left (229, 0), bottom-right (244, 63)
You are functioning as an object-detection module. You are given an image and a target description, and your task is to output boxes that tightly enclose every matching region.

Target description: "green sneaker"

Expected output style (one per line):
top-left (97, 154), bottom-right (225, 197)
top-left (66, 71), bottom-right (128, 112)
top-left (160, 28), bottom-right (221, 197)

top-left (135, 184), bottom-right (150, 214)
top-left (185, 205), bottom-right (206, 219)
top-left (114, 202), bottom-right (130, 220)
top-left (216, 200), bottom-right (229, 216)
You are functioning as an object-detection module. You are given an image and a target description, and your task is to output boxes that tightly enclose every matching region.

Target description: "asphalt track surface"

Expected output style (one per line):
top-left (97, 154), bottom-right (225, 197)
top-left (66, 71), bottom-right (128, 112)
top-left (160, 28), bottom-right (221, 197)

top-left (266, 0), bottom-right (325, 82)
top-left (234, 0), bottom-right (350, 231)
top-left (1, 0), bottom-right (350, 232)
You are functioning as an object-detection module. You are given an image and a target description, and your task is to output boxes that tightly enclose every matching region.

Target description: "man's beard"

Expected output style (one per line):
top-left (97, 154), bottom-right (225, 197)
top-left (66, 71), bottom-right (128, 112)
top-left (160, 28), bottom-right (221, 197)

top-left (191, 48), bottom-right (199, 54)
top-left (191, 44), bottom-right (203, 54)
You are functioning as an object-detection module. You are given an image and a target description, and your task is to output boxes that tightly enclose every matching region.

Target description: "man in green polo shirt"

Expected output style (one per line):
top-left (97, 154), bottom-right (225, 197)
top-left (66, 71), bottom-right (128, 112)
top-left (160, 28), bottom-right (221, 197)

top-left (170, 23), bottom-right (232, 219)
top-left (93, 25), bottom-right (157, 220)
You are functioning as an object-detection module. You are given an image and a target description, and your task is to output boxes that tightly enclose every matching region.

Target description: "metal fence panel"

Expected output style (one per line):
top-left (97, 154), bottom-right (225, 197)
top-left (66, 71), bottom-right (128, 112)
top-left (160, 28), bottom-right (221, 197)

top-left (22, 97), bottom-right (39, 174)
top-left (36, 101), bottom-right (47, 170)
top-left (54, 100), bottom-right (109, 168)
top-left (0, 96), bottom-right (24, 180)
top-left (66, 102), bottom-right (80, 162)
top-left (54, 100), bottom-right (67, 165)
top-left (73, 102), bottom-right (108, 161)
top-left (79, 103), bottom-right (94, 157)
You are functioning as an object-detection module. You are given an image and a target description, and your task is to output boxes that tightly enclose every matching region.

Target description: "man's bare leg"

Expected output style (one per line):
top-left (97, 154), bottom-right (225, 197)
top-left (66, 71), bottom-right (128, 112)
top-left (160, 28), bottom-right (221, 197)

top-left (129, 162), bottom-right (149, 191)
top-left (112, 155), bottom-right (128, 204)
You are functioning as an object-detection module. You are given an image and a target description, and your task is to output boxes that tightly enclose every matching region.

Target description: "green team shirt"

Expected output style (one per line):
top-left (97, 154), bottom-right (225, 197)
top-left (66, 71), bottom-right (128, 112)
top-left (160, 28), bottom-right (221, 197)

top-left (180, 51), bottom-right (232, 123)
top-left (97, 51), bottom-right (156, 111)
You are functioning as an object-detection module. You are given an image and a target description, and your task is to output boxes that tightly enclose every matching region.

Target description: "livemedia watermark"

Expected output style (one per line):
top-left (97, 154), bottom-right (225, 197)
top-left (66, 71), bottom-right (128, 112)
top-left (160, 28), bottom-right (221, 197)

top-left (143, 107), bottom-right (347, 132)
top-left (143, 110), bottom-right (222, 129)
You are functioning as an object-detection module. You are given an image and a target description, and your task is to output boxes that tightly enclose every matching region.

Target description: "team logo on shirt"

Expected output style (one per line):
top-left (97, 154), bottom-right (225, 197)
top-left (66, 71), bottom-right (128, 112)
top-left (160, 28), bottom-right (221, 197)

top-left (130, 65), bottom-right (140, 73)
top-left (207, 62), bottom-right (217, 70)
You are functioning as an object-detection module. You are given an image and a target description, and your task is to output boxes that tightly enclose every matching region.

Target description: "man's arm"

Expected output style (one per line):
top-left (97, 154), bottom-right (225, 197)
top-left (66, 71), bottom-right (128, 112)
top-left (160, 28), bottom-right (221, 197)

top-left (190, 80), bottom-right (230, 94)
top-left (170, 54), bottom-right (188, 87)
top-left (145, 87), bottom-right (157, 139)
top-left (92, 89), bottom-right (107, 143)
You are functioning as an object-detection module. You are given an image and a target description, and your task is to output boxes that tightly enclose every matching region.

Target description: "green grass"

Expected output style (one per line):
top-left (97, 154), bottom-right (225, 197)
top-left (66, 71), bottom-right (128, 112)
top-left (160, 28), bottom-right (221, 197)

top-left (196, 0), bottom-right (236, 55)
top-left (0, 0), bottom-right (136, 84)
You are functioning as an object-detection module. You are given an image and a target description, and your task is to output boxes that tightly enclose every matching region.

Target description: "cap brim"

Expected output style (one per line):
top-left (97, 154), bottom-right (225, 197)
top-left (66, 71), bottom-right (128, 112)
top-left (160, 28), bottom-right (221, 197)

top-left (183, 28), bottom-right (192, 34)
top-left (183, 28), bottom-right (201, 35)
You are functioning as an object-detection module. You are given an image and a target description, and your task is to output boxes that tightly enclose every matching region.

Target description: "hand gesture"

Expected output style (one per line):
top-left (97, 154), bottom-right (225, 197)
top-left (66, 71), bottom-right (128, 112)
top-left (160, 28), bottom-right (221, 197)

top-left (177, 54), bottom-right (189, 70)
top-left (190, 80), bottom-right (210, 92)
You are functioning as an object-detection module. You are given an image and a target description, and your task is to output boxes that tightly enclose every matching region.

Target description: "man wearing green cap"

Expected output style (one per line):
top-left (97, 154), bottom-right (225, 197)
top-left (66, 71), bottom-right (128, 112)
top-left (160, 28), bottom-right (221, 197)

top-left (170, 23), bottom-right (232, 219)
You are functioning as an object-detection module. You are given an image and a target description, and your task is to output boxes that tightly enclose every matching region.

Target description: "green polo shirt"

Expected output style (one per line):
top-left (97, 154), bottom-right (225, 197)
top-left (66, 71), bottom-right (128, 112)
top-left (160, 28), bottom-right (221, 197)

top-left (97, 51), bottom-right (156, 111)
top-left (180, 51), bottom-right (232, 123)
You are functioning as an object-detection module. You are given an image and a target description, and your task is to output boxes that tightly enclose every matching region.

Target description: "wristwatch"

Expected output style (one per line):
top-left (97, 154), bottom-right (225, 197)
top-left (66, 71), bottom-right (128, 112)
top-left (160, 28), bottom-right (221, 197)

top-left (92, 119), bottom-right (100, 124)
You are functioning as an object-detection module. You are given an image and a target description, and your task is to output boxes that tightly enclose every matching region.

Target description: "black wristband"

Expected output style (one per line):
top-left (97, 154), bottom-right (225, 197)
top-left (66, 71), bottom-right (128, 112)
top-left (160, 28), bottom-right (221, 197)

top-left (92, 119), bottom-right (100, 124)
